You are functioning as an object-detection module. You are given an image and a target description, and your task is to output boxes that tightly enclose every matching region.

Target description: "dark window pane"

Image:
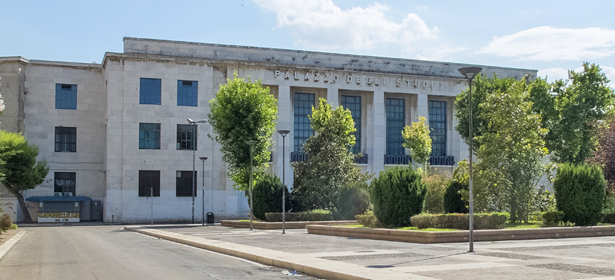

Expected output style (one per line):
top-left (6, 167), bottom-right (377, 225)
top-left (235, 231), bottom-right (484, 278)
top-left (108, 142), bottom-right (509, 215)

top-left (429, 101), bottom-right (447, 157)
top-left (55, 127), bottom-right (77, 152)
top-left (54, 172), bottom-right (76, 195)
top-left (341, 95), bottom-right (362, 154)
top-left (139, 123), bottom-right (161, 149)
top-left (293, 93), bottom-right (315, 152)
top-left (139, 170), bottom-right (160, 197)
top-left (177, 80), bottom-right (198, 107)
top-left (55, 84), bottom-right (77, 110)
top-left (140, 78), bottom-right (161, 105)
top-left (386, 98), bottom-right (405, 155)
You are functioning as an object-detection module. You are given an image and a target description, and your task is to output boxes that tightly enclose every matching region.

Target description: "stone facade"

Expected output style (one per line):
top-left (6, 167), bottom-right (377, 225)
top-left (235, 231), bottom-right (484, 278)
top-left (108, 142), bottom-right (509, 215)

top-left (0, 38), bottom-right (537, 223)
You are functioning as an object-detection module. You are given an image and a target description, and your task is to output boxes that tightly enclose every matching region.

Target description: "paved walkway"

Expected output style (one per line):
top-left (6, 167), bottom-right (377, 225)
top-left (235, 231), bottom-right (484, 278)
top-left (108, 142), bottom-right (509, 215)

top-left (132, 225), bottom-right (615, 280)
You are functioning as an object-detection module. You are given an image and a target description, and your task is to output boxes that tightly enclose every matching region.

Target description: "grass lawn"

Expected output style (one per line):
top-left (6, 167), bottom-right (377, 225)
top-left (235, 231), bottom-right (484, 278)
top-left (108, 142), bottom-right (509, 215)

top-left (504, 221), bottom-right (542, 229)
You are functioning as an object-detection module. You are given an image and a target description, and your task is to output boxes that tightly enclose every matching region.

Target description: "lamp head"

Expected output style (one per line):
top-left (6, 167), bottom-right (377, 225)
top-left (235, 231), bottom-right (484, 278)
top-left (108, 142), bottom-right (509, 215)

top-left (199, 156), bottom-right (208, 162)
top-left (277, 130), bottom-right (291, 137)
top-left (458, 67), bottom-right (483, 80)
top-left (187, 118), bottom-right (194, 124)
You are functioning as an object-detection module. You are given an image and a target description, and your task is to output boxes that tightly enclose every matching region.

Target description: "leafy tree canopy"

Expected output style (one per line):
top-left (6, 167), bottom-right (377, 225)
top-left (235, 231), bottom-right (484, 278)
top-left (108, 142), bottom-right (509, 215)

top-left (531, 62), bottom-right (615, 163)
top-left (291, 98), bottom-right (371, 211)
top-left (208, 73), bottom-right (278, 191)
top-left (402, 116), bottom-right (431, 169)
top-left (0, 131), bottom-right (49, 223)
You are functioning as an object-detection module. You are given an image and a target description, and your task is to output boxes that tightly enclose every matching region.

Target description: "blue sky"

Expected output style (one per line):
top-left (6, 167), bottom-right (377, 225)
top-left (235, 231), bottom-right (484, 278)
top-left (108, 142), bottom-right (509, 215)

top-left (2, 0), bottom-right (614, 87)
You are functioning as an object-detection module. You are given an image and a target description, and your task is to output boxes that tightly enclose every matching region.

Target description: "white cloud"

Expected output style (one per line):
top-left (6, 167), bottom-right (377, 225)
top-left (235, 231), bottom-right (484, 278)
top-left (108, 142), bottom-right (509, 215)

top-left (415, 46), bottom-right (465, 61)
top-left (539, 66), bottom-right (615, 89)
top-left (480, 27), bottom-right (615, 61)
top-left (253, 0), bottom-right (438, 52)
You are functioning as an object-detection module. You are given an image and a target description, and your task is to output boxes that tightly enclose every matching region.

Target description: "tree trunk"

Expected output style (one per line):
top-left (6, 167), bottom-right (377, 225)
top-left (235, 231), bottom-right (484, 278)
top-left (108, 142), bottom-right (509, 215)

top-left (8, 189), bottom-right (34, 223)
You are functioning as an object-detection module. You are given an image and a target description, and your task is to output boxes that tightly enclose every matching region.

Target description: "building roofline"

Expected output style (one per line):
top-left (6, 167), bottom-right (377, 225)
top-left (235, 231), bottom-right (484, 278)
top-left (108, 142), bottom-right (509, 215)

top-left (122, 37), bottom-right (537, 73)
top-left (0, 56), bottom-right (30, 63)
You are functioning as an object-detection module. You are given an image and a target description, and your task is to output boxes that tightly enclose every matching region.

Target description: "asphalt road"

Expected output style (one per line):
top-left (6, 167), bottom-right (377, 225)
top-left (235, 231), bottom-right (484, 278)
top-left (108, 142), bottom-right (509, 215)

top-left (0, 225), bottom-right (318, 280)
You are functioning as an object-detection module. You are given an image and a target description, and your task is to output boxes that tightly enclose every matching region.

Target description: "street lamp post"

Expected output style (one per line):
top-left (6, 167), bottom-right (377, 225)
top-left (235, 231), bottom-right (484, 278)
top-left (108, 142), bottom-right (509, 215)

top-left (200, 156), bottom-right (208, 226)
top-left (457, 67), bottom-right (482, 253)
top-left (245, 140), bottom-right (257, 231)
top-left (277, 129), bottom-right (290, 234)
top-left (187, 118), bottom-right (207, 224)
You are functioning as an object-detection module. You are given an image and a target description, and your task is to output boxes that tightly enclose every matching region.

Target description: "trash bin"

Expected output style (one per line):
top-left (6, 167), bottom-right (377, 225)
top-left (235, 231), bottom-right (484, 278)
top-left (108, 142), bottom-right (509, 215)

top-left (206, 212), bottom-right (214, 225)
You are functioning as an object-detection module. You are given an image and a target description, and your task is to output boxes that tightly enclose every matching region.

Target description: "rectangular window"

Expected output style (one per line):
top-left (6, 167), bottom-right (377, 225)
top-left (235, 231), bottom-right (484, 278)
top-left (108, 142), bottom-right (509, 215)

top-left (386, 98), bottom-right (405, 155)
top-left (140, 78), bottom-right (161, 105)
top-left (139, 123), bottom-right (161, 149)
top-left (55, 127), bottom-right (76, 152)
top-left (139, 170), bottom-right (160, 197)
top-left (429, 101), bottom-right (447, 157)
top-left (341, 95), bottom-right (362, 154)
top-left (293, 93), bottom-right (315, 152)
top-left (177, 80), bottom-right (198, 106)
top-left (54, 172), bottom-right (76, 195)
top-left (176, 171), bottom-right (197, 197)
top-left (177, 124), bottom-right (197, 150)
top-left (55, 84), bottom-right (77, 109)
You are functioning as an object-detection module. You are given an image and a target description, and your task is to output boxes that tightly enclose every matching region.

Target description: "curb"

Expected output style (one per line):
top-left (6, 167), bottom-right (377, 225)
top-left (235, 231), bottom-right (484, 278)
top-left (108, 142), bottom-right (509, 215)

top-left (221, 220), bottom-right (358, 230)
top-left (124, 226), bottom-right (427, 280)
top-left (0, 231), bottom-right (26, 261)
top-left (306, 224), bottom-right (615, 244)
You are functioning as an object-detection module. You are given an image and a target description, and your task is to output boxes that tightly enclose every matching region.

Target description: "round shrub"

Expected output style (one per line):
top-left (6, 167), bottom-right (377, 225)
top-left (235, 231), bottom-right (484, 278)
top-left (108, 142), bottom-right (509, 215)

top-left (0, 213), bottom-right (12, 232)
top-left (252, 174), bottom-right (289, 221)
top-left (444, 181), bottom-right (469, 214)
top-left (334, 186), bottom-right (369, 220)
top-left (369, 167), bottom-right (427, 228)
top-left (554, 163), bottom-right (606, 226)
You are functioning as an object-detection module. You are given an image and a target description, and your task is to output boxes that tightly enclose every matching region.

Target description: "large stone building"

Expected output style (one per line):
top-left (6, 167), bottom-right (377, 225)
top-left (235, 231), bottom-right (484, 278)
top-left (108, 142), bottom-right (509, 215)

top-left (0, 38), bottom-right (536, 223)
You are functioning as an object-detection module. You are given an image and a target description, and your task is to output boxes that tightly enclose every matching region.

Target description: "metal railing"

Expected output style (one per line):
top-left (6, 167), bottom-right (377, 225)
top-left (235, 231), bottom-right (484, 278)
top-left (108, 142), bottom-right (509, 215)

top-left (384, 154), bottom-right (412, 165)
top-left (354, 154), bottom-right (369, 164)
top-left (290, 152), bottom-right (309, 162)
top-left (429, 156), bottom-right (455, 166)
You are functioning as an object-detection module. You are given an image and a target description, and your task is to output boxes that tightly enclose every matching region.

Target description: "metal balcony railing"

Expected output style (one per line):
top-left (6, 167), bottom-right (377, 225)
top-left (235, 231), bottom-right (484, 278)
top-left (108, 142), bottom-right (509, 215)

top-left (429, 156), bottom-right (455, 166)
top-left (384, 154), bottom-right (412, 165)
top-left (291, 152), bottom-right (308, 162)
top-left (354, 154), bottom-right (368, 164)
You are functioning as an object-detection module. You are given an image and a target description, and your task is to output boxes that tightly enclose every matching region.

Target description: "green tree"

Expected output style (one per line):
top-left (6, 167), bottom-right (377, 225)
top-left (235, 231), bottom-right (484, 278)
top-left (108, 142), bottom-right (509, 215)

top-left (402, 116), bottom-right (431, 170)
top-left (0, 131), bottom-right (50, 223)
top-left (588, 116), bottom-right (615, 192)
top-left (207, 73), bottom-right (278, 191)
top-left (454, 74), bottom-right (517, 153)
top-left (531, 63), bottom-right (615, 163)
top-left (292, 98), bottom-right (371, 210)
top-left (473, 78), bottom-right (550, 222)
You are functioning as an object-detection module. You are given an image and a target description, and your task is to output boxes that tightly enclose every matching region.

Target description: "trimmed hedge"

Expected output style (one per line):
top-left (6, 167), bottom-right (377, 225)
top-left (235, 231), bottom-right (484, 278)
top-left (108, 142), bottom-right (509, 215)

top-left (554, 163), bottom-right (606, 226)
top-left (265, 209), bottom-right (333, 222)
top-left (443, 181), bottom-right (469, 214)
top-left (370, 167), bottom-right (427, 228)
top-left (603, 213), bottom-right (615, 224)
top-left (541, 211), bottom-right (564, 227)
top-left (334, 186), bottom-right (369, 220)
top-left (410, 213), bottom-right (508, 230)
top-left (253, 174), bottom-right (290, 221)
top-left (355, 211), bottom-right (381, 228)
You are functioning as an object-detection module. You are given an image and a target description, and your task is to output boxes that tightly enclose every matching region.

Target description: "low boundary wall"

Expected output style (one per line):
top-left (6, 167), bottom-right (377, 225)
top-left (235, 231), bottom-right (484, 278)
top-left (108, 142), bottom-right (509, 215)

top-left (306, 225), bottom-right (615, 243)
top-left (221, 220), bottom-right (357, 230)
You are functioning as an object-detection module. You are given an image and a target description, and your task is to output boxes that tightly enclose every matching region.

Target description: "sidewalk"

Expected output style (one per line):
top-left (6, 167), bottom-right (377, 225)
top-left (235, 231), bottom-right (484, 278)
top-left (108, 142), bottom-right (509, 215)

top-left (126, 225), bottom-right (615, 280)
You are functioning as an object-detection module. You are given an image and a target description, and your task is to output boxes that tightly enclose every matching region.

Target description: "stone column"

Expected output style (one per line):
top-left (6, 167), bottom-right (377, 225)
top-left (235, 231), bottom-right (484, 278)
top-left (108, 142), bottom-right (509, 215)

top-left (327, 87), bottom-right (339, 107)
top-left (371, 90), bottom-right (385, 175)
top-left (416, 93), bottom-right (429, 122)
top-left (277, 86), bottom-right (293, 190)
